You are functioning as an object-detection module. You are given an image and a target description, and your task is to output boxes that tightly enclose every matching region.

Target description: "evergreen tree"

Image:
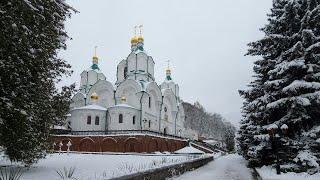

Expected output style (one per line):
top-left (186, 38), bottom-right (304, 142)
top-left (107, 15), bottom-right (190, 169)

top-left (52, 84), bottom-right (76, 126)
top-left (238, 0), bottom-right (320, 173)
top-left (0, 0), bottom-right (74, 165)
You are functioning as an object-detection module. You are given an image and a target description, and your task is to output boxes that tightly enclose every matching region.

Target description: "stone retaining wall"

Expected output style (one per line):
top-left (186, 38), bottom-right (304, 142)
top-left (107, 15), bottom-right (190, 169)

top-left (112, 156), bottom-right (213, 180)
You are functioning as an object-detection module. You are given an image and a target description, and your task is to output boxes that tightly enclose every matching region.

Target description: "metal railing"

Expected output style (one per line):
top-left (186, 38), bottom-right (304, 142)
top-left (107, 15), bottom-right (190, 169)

top-left (52, 129), bottom-right (186, 140)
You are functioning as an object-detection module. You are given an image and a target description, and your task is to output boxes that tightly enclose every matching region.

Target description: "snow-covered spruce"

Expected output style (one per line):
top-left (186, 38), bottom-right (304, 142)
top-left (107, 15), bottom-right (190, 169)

top-left (0, 0), bottom-right (75, 165)
top-left (238, 0), bottom-right (320, 174)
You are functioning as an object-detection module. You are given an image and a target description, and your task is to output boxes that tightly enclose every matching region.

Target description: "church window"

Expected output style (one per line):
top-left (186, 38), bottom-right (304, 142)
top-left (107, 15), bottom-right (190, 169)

top-left (119, 114), bottom-right (123, 123)
top-left (87, 116), bottom-right (91, 125)
top-left (164, 107), bottom-right (167, 112)
top-left (124, 67), bottom-right (128, 78)
top-left (133, 116), bottom-right (136, 124)
top-left (148, 97), bottom-right (151, 108)
top-left (148, 120), bottom-right (151, 128)
top-left (95, 116), bottom-right (99, 125)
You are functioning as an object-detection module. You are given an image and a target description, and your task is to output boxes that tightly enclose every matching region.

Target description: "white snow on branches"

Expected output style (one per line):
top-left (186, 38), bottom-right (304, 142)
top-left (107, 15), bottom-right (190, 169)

top-left (283, 80), bottom-right (320, 93)
top-left (269, 59), bottom-right (305, 76)
top-left (254, 134), bottom-right (270, 141)
top-left (266, 96), bottom-right (311, 109)
top-left (294, 150), bottom-right (319, 168)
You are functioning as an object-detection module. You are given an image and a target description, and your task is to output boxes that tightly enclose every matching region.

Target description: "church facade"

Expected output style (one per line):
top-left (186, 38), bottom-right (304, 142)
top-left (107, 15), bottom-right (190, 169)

top-left (68, 32), bottom-right (196, 139)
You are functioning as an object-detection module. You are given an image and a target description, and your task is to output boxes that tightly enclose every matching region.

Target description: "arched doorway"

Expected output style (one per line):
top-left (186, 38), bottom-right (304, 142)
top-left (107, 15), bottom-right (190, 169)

top-left (124, 138), bottom-right (142, 152)
top-left (101, 138), bottom-right (118, 152)
top-left (161, 140), bottom-right (169, 152)
top-left (79, 138), bottom-right (95, 152)
top-left (148, 139), bottom-right (159, 152)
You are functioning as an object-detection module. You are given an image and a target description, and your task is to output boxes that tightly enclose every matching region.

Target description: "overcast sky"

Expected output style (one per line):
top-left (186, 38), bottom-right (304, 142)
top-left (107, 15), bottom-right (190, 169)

top-left (59, 0), bottom-right (273, 127)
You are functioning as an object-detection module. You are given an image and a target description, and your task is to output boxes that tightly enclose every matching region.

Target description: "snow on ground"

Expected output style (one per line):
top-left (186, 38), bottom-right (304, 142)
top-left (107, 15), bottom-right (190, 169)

top-left (256, 166), bottom-right (320, 180)
top-left (0, 153), bottom-right (205, 180)
top-left (172, 154), bottom-right (253, 180)
top-left (174, 145), bottom-right (205, 154)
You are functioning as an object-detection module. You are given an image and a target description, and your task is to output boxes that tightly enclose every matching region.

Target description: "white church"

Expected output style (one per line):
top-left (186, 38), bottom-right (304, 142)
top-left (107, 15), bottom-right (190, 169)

top-left (67, 28), bottom-right (197, 139)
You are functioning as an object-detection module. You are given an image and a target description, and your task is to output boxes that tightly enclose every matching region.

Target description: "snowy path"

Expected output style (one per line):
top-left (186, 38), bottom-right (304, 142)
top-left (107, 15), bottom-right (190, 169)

top-left (173, 154), bottom-right (253, 180)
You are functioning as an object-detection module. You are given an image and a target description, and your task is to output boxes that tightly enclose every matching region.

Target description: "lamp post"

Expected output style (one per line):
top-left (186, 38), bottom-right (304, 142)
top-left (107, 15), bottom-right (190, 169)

top-left (267, 123), bottom-right (289, 175)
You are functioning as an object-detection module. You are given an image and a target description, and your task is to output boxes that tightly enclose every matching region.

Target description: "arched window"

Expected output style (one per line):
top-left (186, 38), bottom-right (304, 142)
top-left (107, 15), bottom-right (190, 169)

top-left (148, 120), bottom-right (151, 128)
top-left (95, 116), bottom-right (99, 125)
top-left (133, 116), bottom-right (136, 125)
top-left (148, 97), bottom-right (151, 108)
top-left (87, 116), bottom-right (91, 124)
top-left (119, 114), bottom-right (123, 123)
top-left (164, 107), bottom-right (167, 112)
top-left (124, 67), bottom-right (128, 78)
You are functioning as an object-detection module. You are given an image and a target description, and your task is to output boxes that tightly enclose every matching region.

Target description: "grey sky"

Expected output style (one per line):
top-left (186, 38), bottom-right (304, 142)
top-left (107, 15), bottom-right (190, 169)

top-left (60, 0), bottom-right (273, 127)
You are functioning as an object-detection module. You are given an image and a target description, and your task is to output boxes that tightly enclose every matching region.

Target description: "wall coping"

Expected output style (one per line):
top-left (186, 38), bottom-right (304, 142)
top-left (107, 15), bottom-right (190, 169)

top-left (111, 156), bottom-right (214, 180)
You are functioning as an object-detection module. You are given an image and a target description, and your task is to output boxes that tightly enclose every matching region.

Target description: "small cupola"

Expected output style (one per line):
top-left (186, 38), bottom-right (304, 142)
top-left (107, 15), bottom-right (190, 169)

top-left (91, 46), bottom-right (100, 70)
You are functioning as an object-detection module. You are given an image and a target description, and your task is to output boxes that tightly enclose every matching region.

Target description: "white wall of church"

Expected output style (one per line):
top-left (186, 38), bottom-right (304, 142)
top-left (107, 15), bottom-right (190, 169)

top-left (148, 57), bottom-right (155, 78)
top-left (108, 107), bottom-right (140, 131)
top-left (70, 109), bottom-right (106, 131)
top-left (127, 53), bottom-right (136, 74)
top-left (116, 59), bottom-right (126, 84)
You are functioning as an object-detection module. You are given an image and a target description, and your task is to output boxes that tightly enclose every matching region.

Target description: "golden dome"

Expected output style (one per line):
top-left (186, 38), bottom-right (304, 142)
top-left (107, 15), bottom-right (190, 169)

top-left (166, 67), bottom-right (171, 74)
top-left (90, 92), bottom-right (99, 101)
top-left (120, 96), bottom-right (126, 103)
top-left (92, 55), bottom-right (98, 63)
top-left (138, 35), bottom-right (144, 42)
top-left (131, 36), bottom-right (138, 44)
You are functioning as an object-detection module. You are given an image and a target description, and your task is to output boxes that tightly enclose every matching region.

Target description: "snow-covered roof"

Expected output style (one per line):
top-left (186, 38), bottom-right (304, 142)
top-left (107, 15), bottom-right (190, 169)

top-left (134, 49), bottom-right (148, 54)
top-left (84, 67), bottom-right (103, 74)
top-left (72, 104), bottom-right (107, 111)
top-left (52, 125), bottom-right (68, 130)
top-left (109, 103), bottom-right (138, 110)
top-left (174, 146), bottom-right (205, 154)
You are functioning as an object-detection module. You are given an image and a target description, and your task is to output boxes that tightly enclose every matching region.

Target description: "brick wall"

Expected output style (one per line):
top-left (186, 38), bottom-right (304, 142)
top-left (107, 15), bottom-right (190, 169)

top-left (50, 135), bottom-right (187, 153)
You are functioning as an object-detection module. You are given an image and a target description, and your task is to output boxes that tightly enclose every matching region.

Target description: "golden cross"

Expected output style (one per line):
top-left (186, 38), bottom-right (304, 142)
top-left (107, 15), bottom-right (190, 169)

top-left (94, 46), bottom-right (97, 56)
top-left (139, 25), bottom-right (143, 36)
top-left (134, 26), bottom-right (138, 36)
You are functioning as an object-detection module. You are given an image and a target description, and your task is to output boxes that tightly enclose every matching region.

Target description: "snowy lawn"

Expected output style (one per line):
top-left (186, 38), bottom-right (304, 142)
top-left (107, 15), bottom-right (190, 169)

top-left (0, 152), bottom-right (207, 180)
top-left (171, 154), bottom-right (253, 180)
top-left (256, 166), bottom-right (320, 180)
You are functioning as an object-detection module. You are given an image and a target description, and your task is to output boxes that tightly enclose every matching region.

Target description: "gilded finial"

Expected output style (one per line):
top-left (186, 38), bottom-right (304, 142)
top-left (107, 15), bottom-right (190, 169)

top-left (131, 26), bottom-right (139, 44)
top-left (166, 60), bottom-right (171, 73)
top-left (92, 46), bottom-right (98, 62)
top-left (138, 25), bottom-right (144, 42)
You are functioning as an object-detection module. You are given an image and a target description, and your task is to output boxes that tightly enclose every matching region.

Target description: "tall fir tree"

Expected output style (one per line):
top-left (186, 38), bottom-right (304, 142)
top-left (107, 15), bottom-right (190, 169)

top-left (0, 0), bottom-right (74, 165)
top-left (238, 0), bottom-right (320, 173)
